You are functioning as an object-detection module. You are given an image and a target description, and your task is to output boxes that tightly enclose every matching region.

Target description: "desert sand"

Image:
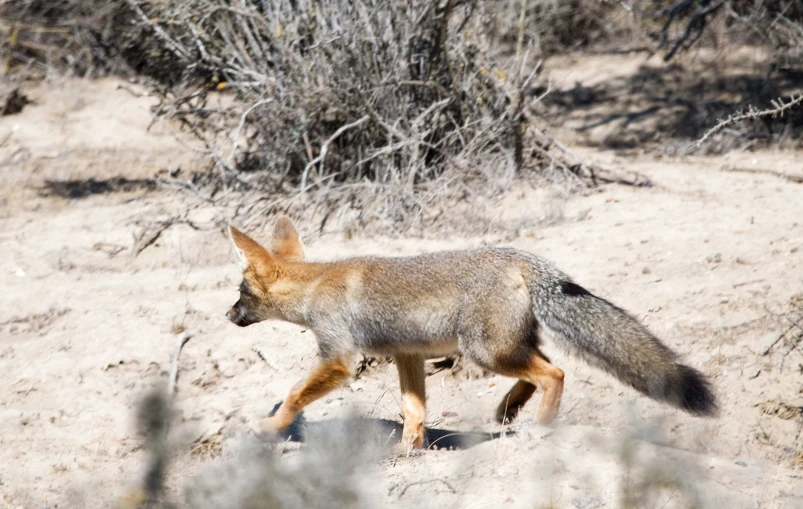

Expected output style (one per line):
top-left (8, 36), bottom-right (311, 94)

top-left (1, 65), bottom-right (802, 508)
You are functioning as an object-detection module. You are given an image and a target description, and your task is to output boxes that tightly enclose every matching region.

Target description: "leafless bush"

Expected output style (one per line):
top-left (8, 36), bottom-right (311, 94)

top-left (483, 0), bottom-right (631, 56)
top-left (5, 0), bottom-right (800, 228)
top-left (0, 0), bottom-right (130, 77)
top-left (126, 0), bottom-right (603, 233)
top-left (644, 0), bottom-right (803, 61)
top-left (727, 0), bottom-right (803, 54)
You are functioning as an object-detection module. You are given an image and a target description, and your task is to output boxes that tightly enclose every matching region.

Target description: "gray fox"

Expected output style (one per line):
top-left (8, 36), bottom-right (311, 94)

top-left (226, 216), bottom-right (717, 450)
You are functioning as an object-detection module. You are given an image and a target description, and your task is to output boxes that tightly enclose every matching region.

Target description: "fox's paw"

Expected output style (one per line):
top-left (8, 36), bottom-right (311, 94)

top-left (254, 415), bottom-right (285, 436)
top-left (392, 440), bottom-right (427, 457)
top-left (495, 402), bottom-right (523, 425)
top-left (392, 441), bottom-right (411, 456)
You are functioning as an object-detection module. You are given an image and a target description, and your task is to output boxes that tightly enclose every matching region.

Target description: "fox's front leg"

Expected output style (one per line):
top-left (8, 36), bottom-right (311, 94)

top-left (258, 357), bottom-right (351, 435)
top-left (394, 354), bottom-right (427, 452)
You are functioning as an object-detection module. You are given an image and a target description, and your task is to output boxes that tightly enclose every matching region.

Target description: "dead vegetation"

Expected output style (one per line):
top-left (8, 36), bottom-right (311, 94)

top-left (762, 293), bottom-right (803, 371)
top-left (0, 1), bottom-right (639, 234)
top-left (99, 386), bottom-right (740, 509)
top-left (112, 388), bottom-right (381, 509)
top-left (0, 307), bottom-right (71, 336)
top-left (2, 0), bottom-right (802, 230)
top-left (132, 0), bottom-right (603, 234)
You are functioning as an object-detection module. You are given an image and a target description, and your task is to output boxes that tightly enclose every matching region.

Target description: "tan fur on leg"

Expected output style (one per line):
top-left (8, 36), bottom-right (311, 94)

top-left (395, 354), bottom-right (426, 450)
top-left (259, 357), bottom-right (350, 434)
top-left (526, 355), bottom-right (564, 424)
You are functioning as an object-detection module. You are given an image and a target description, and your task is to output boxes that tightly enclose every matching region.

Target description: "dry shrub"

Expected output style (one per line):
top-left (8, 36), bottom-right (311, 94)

top-left (0, 0), bottom-right (128, 77)
top-left (1, 1), bottom-right (606, 234)
top-left (130, 0), bottom-right (598, 233)
top-left (484, 0), bottom-right (632, 56)
top-left (662, 0), bottom-right (803, 151)
top-left (727, 0), bottom-right (803, 56)
top-left (1, 0), bottom-right (208, 81)
top-left (5, 1), bottom-right (800, 228)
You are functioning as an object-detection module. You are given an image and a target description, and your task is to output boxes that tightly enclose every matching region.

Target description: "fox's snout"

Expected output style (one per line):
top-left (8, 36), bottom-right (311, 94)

top-left (226, 302), bottom-right (255, 327)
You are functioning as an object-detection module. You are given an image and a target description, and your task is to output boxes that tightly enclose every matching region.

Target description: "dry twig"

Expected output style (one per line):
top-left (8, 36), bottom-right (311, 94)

top-left (698, 94), bottom-right (803, 147)
top-left (167, 330), bottom-right (194, 400)
top-left (300, 115), bottom-right (371, 201)
top-left (721, 166), bottom-right (803, 184)
top-left (252, 346), bottom-right (277, 370)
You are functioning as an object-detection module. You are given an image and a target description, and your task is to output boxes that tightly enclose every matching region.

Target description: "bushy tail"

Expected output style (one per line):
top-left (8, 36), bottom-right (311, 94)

top-left (530, 276), bottom-right (717, 416)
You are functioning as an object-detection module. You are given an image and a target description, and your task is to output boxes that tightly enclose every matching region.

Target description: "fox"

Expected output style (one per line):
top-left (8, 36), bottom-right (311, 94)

top-left (226, 215), bottom-right (717, 451)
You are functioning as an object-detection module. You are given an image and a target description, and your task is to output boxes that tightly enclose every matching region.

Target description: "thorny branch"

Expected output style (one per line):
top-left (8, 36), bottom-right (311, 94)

top-left (698, 93), bottom-right (803, 147)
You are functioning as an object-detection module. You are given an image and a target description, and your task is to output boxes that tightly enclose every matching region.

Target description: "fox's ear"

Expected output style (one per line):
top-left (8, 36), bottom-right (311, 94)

top-left (270, 215), bottom-right (304, 261)
top-left (229, 225), bottom-right (272, 270)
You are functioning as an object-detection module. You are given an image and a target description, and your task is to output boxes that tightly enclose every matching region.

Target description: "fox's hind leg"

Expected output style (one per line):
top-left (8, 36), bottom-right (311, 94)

top-left (258, 357), bottom-right (350, 435)
top-left (495, 380), bottom-right (537, 424)
top-left (491, 351), bottom-right (564, 425)
top-left (394, 354), bottom-right (426, 451)
top-left (459, 286), bottom-right (564, 425)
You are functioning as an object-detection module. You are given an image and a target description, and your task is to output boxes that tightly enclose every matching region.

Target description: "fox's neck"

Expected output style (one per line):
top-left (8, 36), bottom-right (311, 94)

top-left (272, 261), bottom-right (330, 326)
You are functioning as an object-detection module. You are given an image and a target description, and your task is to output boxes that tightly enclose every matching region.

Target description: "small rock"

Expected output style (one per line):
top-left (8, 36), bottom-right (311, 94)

top-left (720, 297), bottom-right (729, 304)
top-left (792, 246), bottom-right (799, 254)
top-left (642, 266), bottom-right (651, 274)
top-left (735, 461), bottom-right (747, 467)
top-left (640, 239), bottom-right (649, 244)
top-left (748, 369), bottom-right (761, 379)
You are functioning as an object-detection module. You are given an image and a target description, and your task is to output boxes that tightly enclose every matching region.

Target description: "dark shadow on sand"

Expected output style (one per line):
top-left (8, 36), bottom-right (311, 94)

top-left (264, 402), bottom-right (511, 451)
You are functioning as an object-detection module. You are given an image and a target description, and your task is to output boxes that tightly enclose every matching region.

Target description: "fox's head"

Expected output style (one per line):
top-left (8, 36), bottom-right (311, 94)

top-left (226, 215), bottom-right (305, 327)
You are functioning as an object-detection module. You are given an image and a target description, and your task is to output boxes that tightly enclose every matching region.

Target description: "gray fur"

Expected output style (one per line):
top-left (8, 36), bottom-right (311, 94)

top-left (232, 244), bottom-right (718, 417)
top-left (522, 253), bottom-right (718, 415)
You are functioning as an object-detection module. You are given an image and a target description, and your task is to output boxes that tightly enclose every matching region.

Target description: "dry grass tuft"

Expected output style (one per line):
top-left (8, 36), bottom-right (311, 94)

top-left (111, 388), bottom-right (384, 509)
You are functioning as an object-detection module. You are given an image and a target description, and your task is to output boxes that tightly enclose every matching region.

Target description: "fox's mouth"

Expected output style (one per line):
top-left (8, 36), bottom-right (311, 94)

top-left (226, 306), bottom-right (256, 327)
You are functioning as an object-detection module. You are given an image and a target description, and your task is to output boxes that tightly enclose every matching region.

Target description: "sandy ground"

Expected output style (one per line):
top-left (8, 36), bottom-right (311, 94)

top-left (1, 72), bottom-right (802, 508)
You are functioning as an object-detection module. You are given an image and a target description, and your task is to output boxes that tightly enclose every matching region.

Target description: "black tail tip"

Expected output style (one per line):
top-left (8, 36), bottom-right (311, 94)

top-left (675, 364), bottom-right (719, 417)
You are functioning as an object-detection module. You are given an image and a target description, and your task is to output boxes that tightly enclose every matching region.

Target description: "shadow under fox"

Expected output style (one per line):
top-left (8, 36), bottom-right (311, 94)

top-left (226, 216), bottom-right (717, 450)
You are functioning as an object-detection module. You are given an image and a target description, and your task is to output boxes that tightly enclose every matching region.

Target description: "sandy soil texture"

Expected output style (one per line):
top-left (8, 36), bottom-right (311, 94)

top-left (1, 71), bottom-right (802, 508)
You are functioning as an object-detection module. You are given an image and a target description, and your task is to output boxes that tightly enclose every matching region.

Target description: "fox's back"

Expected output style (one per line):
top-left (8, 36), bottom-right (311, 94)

top-left (310, 247), bottom-right (541, 355)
